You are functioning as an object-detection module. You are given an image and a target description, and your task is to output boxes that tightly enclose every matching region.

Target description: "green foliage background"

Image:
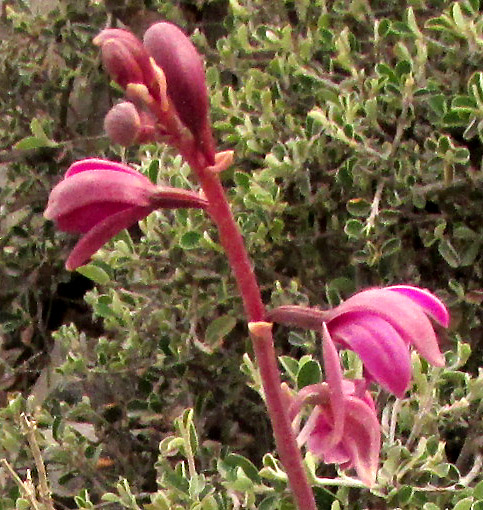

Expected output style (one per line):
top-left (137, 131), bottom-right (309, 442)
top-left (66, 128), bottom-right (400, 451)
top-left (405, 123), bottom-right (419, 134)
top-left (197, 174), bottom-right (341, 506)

top-left (1, 0), bottom-right (483, 509)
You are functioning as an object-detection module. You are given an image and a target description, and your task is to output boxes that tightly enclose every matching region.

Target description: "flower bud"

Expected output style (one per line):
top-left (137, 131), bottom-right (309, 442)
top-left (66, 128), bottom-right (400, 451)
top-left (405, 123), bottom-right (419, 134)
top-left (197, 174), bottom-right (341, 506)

top-left (143, 22), bottom-right (216, 164)
top-left (94, 29), bottom-right (159, 100)
top-left (104, 102), bottom-right (141, 146)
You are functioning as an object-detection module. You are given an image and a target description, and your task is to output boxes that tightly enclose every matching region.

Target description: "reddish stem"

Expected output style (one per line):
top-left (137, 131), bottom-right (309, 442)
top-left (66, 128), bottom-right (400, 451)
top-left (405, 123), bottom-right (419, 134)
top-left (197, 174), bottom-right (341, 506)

top-left (250, 322), bottom-right (318, 510)
top-left (187, 157), bottom-right (317, 510)
top-left (193, 167), bottom-right (264, 322)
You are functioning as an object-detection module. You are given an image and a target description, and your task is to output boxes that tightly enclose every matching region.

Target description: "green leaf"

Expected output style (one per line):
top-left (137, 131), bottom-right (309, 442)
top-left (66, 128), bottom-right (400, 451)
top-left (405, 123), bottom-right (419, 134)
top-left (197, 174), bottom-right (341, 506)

top-left (451, 95), bottom-right (477, 110)
top-left (200, 495), bottom-right (218, 510)
top-left (228, 0), bottom-right (250, 18)
top-left (453, 225), bottom-right (477, 240)
top-left (223, 453), bottom-right (261, 482)
top-left (437, 135), bottom-right (451, 153)
top-left (14, 136), bottom-right (53, 150)
top-left (453, 147), bottom-right (470, 163)
top-left (258, 496), bottom-right (278, 510)
top-left (180, 231), bottom-right (202, 249)
top-left (391, 21), bottom-right (412, 36)
top-left (76, 264), bottom-right (110, 285)
top-left (344, 219), bottom-right (365, 239)
top-left (297, 359), bottom-right (321, 388)
top-left (346, 198), bottom-right (371, 217)
top-left (475, 479), bottom-right (483, 499)
top-left (425, 14), bottom-right (454, 31)
top-left (442, 110), bottom-right (467, 126)
top-left (460, 241), bottom-right (481, 266)
top-left (397, 485), bottom-right (414, 505)
top-left (406, 7), bottom-right (422, 37)
top-left (423, 504), bottom-right (440, 510)
top-left (101, 493), bottom-right (121, 503)
top-left (452, 3), bottom-right (466, 29)
top-left (148, 159), bottom-right (159, 183)
top-left (377, 19), bottom-right (391, 37)
top-left (453, 498), bottom-right (473, 510)
top-left (279, 356), bottom-right (299, 380)
top-left (16, 499), bottom-right (30, 510)
top-left (379, 209), bottom-right (400, 225)
top-left (30, 117), bottom-right (49, 140)
top-left (381, 238), bottom-right (402, 257)
top-left (204, 315), bottom-right (236, 346)
top-left (234, 171), bottom-right (250, 190)
top-left (428, 95), bottom-right (447, 116)
top-left (438, 239), bottom-right (461, 268)
top-left (395, 59), bottom-right (412, 77)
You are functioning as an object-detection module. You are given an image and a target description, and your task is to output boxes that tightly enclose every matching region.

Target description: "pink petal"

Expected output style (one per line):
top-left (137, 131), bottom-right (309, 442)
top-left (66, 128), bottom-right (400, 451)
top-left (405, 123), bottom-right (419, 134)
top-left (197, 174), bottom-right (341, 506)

top-left (65, 206), bottom-right (152, 270)
top-left (387, 285), bottom-right (450, 327)
top-left (65, 158), bottom-right (151, 182)
top-left (330, 313), bottom-right (411, 397)
top-left (330, 289), bottom-right (445, 367)
top-left (57, 202), bottom-right (131, 233)
top-left (321, 324), bottom-right (345, 445)
top-left (303, 411), bottom-right (352, 465)
top-left (342, 397), bottom-right (381, 487)
top-left (44, 170), bottom-right (156, 223)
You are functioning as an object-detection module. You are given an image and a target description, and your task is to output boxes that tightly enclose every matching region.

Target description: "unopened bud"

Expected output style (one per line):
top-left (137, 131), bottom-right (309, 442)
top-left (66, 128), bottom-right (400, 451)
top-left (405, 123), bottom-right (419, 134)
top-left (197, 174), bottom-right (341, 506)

top-left (94, 29), bottom-right (159, 99)
top-left (143, 22), bottom-right (216, 165)
top-left (104, 102), bottom-right (141, 146)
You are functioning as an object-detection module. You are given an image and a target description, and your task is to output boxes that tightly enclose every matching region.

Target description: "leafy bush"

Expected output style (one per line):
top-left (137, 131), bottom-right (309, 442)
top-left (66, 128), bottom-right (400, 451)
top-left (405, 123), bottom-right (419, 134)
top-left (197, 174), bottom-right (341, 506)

top-left (1, 1), bottom-right (482, 509)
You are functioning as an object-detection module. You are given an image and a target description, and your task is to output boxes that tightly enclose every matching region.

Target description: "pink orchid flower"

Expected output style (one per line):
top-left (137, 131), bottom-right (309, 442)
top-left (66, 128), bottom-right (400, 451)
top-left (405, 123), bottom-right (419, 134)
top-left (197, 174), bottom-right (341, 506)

top-left (44, 158), bottom-right (207, 271)
top-left (269, 286), bottom-right (449, 397)
top-left (285, 324), bottom-right (380, 486)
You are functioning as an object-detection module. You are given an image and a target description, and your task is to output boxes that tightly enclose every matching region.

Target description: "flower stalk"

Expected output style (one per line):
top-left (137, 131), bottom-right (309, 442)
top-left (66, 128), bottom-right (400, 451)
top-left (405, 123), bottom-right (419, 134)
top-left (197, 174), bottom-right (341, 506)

top-left (43, 20), bottom-right (451, 509)
top-left (181, 141), bottom-right (316, 509)
top-left (90, 22), bottom-right (317, 510)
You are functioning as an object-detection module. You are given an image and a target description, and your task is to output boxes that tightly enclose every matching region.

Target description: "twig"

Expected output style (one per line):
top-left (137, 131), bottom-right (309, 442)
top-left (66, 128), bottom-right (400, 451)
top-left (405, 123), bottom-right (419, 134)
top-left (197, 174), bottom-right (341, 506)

top-left (365, 179), bottom-right (385, 232)
top-left (20, 413), bottom-right (56, 510)
top-left (1, 459), bottom-right (42, 510)
top-left (414, 174), bottom-right (483, 196)
top-left (459, 453), bottom-right (483, 486)
top-left (389, 398), bottom-right (402, 445)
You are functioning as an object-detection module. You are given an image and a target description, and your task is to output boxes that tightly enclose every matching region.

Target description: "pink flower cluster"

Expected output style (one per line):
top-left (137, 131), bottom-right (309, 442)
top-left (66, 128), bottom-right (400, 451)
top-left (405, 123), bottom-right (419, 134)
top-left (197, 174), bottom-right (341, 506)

top-left (45, 22), bottom-right (218, 270)
top-left (271, 285), bottom-right (449, 484)
top-left (41, 20), bottom-right (450, 493)
top-left (284, 324), bottom-right (380, 486)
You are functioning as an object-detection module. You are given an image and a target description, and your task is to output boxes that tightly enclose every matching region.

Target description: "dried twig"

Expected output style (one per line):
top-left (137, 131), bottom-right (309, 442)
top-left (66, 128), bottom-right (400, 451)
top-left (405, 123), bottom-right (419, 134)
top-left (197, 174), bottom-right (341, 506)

top-left (20, 413), bottom-right (56, 510)
top-left (1, 458), bottom-right (42, 510)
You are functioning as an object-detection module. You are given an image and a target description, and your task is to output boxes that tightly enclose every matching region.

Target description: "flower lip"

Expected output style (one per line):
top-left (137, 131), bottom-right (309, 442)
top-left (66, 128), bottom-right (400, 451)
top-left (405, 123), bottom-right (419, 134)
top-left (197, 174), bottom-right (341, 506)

top-left (65, 205), bottom-right (153, 271)
top-left (286, 326), bottom-right (381, 486)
